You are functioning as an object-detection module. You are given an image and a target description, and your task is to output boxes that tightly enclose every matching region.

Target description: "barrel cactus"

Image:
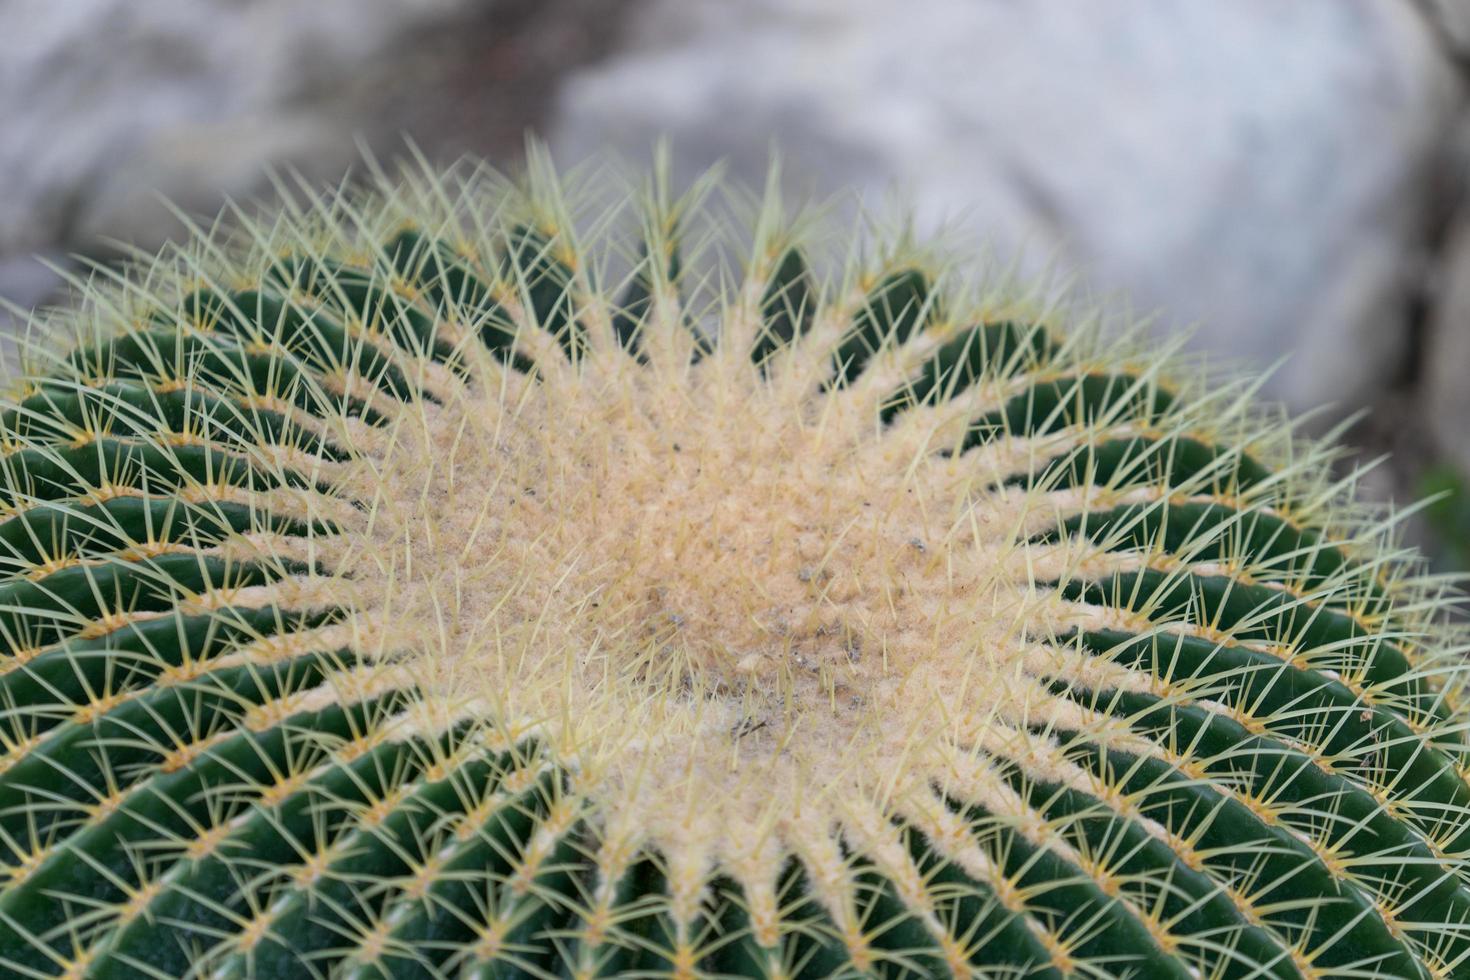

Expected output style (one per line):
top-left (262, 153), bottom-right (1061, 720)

top-left (0, 149), bottom-right (1467, 980)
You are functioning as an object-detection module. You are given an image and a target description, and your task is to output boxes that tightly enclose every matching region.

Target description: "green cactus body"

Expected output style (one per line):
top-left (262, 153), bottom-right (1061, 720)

top-left (0, 153), bottom-right (1467, 979)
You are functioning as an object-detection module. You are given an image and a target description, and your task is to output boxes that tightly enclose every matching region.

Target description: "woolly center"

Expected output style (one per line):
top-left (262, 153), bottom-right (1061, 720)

top-left (332, 347), bottom-right (1106, 868)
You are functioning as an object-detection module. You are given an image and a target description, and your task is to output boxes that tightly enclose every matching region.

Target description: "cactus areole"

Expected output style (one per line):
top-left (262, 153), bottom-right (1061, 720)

top-left (0, 152), bottom-right (1467, 979)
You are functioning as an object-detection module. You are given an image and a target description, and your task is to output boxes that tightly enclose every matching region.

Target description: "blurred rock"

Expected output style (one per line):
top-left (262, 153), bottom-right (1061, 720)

top-left (0, 0), bottom-right (628, 322)
top-left (0, 0), bottom-right (458, 254)
top-left (1426, 258), bottom-right (1470, 477)
top-left (553, 0), bottom-right (1464, 419)
top-left (1424, 154), bottom-right (1470, 477)
top-left (1419, 0), bottom-right (1470, 59)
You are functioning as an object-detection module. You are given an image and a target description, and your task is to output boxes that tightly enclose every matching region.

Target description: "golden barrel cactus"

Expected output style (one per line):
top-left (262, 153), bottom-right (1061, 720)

top-left (0, 151), bottom-right (1467, 979)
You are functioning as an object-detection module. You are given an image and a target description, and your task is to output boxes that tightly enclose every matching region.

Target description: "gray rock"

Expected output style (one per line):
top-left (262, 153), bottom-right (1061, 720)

top-left (0, 0), bottom-right (630, 332)
top-left (1425, 181), bottom-right (1470, 476)
top-left (0, 0), bottom-right (465, 333)
top-left (0, 0), bottom-right (473, 255)
top-left (553, 0), bottom-right (1464, 417)
top-left (1419, 0), bottom-right (1470, 61)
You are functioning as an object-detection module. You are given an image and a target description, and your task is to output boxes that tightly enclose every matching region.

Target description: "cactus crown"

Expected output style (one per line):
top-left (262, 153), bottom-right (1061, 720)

top-left (1, 148), bottom-right (1468, 979)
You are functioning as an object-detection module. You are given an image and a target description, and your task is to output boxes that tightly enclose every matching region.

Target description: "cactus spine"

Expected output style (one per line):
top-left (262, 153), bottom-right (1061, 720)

top-left (0, 150), bottom-right (1468, 979)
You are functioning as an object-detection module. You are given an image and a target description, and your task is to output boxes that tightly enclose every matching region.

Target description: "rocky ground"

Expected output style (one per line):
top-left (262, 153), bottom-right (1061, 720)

top-left (4, 0), bottom-right (1469, 566)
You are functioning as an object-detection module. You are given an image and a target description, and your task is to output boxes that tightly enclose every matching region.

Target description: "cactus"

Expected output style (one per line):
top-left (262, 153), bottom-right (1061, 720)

top-left (0, 149), bottom-right (1468, 980)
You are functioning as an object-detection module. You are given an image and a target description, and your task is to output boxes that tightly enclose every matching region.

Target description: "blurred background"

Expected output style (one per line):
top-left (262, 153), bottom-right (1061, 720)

top-left (2, 0), bottom-right (1469, 565)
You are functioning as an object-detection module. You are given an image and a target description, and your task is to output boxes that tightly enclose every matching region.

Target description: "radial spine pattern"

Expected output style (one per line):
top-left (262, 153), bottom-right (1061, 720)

top-left (0, 151), bottom-right (1468, 980)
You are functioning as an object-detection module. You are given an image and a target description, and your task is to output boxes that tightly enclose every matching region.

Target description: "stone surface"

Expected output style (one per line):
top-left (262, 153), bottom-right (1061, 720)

top-left (553, 0), bottom-right (1464, 419)
top-left (1419, 0), bottom-right (1470, 60)
top-left (0, 0), bottom-right (456, 253)
top-left (0, 0), bottom-right (628, 326)
top-left (1424, 158), bottom-right (1470, 476)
